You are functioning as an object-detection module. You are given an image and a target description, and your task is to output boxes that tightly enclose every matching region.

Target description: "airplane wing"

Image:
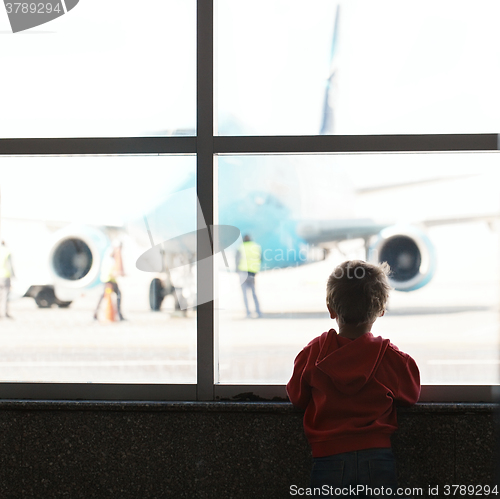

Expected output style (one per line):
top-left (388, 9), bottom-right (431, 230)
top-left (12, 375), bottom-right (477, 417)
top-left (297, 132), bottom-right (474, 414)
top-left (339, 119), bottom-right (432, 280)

top-left (296, 210), bottom-right (500, 247)
top-left (420, 213), bottom-right (500, 228)
top-left (354, 173), bottom-right (480, 195)
top-left (293, 210), bottom-right (500, 293)
top-left (295, 218), bottom-right (388, 246)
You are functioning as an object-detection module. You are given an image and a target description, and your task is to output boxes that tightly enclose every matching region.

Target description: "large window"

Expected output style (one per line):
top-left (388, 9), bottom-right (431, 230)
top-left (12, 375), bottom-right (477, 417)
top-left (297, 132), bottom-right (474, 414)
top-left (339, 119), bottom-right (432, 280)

top-left (0, 0), bottom-right (498, 401)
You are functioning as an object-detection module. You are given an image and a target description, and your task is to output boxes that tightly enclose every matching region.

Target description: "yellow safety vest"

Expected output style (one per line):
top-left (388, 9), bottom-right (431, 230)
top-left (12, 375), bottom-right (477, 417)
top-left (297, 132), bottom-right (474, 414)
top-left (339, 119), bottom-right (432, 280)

top-left (100, 255), bottom-right (117, 283)
top-left (0, 246), bottom-right (11, 279)
top-left (237, 241), bottom-right (261, 274)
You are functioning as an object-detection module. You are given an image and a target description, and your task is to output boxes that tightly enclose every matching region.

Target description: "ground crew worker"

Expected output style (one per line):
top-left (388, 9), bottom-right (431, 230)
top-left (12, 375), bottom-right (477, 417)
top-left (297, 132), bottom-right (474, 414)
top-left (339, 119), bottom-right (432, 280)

top-left (94, 243), bottom-right (125, 321)
top-left (236, 235), bottom-right (262, 318)
top-left (0, 240), bottom-right (14, 319)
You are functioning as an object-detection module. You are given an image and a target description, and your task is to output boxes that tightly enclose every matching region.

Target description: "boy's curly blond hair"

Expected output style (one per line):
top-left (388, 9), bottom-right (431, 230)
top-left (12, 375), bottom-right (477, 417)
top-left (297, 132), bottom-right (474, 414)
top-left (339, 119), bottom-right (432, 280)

top-left (326, 260), bottom-right (391, 325)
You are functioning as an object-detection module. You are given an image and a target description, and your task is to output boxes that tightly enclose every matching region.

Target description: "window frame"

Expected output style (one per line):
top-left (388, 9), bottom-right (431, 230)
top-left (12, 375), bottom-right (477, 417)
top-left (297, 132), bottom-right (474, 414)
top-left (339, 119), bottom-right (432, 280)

top-left (0, 0), bottom-right (497, 402)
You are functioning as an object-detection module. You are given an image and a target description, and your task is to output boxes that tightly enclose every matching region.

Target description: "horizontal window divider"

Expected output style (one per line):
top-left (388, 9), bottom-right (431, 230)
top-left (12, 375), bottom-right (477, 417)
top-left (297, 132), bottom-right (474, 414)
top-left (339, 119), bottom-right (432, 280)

top-left (214, 134), bottom-right (500, 154)
top-left (1, 134), bottom-right (499, 156)
top-left (0, 137), bottom-right (197, 155)
top-left (0, 383), bottom-right (197, 401)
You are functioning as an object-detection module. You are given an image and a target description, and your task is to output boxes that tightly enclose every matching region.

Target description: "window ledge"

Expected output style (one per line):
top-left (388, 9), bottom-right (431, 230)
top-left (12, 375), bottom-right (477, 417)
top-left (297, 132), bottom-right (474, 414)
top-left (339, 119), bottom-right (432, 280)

top-left (0, 400), bottom-right (495, 413)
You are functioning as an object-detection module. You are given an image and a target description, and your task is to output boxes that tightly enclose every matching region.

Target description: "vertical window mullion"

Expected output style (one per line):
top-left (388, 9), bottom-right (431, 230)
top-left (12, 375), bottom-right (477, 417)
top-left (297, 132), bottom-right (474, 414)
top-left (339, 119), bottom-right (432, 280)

top-left (196, 0), bottom-right (215, 400)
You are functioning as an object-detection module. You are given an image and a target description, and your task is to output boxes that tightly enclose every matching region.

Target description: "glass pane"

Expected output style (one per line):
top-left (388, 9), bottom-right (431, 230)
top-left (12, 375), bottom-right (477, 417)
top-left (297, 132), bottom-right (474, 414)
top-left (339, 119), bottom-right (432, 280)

top-left (217, 0), bottom-right (500, 135)
top-left (0, 0), bottom-right (195, 137)
top-left (217, 153), bottom-right (500, 385)
top-left (0, 155), bottom-right (196, 383)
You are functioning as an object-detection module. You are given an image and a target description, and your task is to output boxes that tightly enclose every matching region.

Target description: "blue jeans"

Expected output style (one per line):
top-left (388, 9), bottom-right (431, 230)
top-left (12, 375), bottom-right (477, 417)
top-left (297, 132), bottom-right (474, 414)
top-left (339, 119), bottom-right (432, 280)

top-left (310, 448), bottom-right (399, 497)
top-left (240, 272), bottom-right (261, 316)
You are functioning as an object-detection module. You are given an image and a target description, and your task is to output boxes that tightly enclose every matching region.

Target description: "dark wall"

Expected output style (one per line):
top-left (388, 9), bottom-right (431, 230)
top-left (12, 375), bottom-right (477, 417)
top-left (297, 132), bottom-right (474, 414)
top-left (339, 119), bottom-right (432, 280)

top-left (0, 401), bottom-right (495, 498)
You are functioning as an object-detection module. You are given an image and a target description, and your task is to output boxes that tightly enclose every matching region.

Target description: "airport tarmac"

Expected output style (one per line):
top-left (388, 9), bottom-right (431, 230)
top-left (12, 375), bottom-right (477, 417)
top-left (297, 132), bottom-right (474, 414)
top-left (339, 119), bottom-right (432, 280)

top-left (0, 249), bottom-right (498, 386)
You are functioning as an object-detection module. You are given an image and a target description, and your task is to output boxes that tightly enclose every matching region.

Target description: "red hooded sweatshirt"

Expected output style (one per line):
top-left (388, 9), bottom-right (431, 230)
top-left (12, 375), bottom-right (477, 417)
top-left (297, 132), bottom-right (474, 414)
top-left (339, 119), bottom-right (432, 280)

top-left (287, 329), bottom-right (420, 457)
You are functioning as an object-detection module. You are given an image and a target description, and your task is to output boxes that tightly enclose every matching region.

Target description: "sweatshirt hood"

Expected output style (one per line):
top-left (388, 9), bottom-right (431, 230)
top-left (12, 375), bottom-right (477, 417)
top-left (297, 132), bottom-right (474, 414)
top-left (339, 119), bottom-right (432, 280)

top-left (315, 330), bottom-right (390, 395)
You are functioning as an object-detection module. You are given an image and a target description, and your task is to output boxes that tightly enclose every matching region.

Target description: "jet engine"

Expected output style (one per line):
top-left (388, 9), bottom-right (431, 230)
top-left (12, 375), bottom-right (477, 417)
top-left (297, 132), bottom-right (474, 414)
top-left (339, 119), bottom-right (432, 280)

top-left (48, 225), bottom-right (110, 302)
top-left (368, 225), bottom-right (436, 292)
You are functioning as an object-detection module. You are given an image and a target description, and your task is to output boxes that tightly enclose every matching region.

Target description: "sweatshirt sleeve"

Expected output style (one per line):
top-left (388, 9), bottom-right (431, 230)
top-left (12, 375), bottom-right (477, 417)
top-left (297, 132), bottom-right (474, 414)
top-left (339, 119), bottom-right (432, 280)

top-left (394, 354), bottom-right (421, 406)
top-left (286, 347), bottom-right (312, 410)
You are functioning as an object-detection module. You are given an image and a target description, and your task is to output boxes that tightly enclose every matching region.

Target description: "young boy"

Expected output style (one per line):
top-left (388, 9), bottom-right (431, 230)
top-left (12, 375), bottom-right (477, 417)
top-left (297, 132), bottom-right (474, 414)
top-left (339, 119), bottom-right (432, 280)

top-left (287, 260), bottom-right (420, 497)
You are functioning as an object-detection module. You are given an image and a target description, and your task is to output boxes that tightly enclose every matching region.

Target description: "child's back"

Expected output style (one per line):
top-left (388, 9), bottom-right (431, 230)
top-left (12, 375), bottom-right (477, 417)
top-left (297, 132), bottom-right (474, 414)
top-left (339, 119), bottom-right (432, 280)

top-left (287, 260), bottom-right (420, 496)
